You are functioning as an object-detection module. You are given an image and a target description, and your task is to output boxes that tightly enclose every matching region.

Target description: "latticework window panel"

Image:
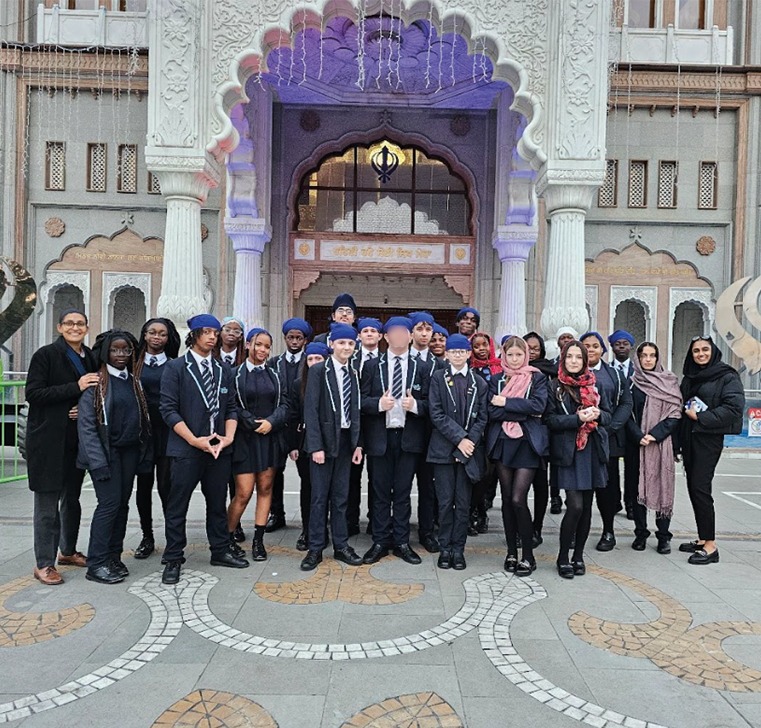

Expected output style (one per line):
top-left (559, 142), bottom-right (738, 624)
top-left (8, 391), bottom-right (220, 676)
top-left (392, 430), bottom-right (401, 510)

top-left (598, 159), bottom-right (618, 208)
top-left (628, 160), bottom-right (648, 208)
top-left (87, 143), bottom-right (107, 192)
top-left (657, 160), bottom-right (678, 209)
top-left (698, 161), bottom-right (718, 209)
top-left (117, 144), bottom-right (138, 193)
top-left (45, 142), bottom-right (66, 191)
top-left (148, 171), bottom-right (161, 195)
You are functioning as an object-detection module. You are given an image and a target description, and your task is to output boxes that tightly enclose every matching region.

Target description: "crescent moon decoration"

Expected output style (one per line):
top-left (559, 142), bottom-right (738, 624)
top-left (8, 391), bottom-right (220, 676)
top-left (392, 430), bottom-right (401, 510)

top-left (715, 276), bottom-right (761, 374)
top-left (0, 257), bottom-right (36, 347)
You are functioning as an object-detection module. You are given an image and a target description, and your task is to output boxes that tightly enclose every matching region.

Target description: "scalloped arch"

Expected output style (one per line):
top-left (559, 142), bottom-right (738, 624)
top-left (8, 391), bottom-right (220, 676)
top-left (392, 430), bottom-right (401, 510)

top-left (209, 0), bottom-right (545, 169)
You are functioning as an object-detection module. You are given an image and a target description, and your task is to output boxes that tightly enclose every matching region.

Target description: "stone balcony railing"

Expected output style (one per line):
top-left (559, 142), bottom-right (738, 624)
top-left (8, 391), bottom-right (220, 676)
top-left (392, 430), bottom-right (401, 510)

top-left (36, 4), bottom-right (148, 48)
top-left (610, 25), bottom-right (734, 65)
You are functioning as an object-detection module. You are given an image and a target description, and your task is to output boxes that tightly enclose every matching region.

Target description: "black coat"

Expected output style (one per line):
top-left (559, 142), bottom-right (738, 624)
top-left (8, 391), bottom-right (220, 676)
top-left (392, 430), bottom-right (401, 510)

top-left (303, 357), bottom-right (361, 458)
top-left (485, 371), bottom-right (550, 459)
top-left (593, 362), bottom-right (632, 457)
top-left (544, 379), bottom-right (612, 467)
top-left (25, 337), bottom-right (97, 493)
top-left (680, 368), bottom-right (744, 436)
top-left (359, 353), bottom-right (430, 456)
top-left (288, 377), bottom-right (306, 453)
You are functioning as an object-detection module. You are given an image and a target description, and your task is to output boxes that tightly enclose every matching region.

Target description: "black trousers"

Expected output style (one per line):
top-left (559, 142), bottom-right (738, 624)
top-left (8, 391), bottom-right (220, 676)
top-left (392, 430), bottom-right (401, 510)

top-left (88, 447), bottom-right (140, 569)
top-left (684, 432), bottom-right (724, 541)
top-left (470, 461), bottom-right (496, 516)
top-left (164, 453), bottom-right (232, 563)
top-left (532, 463), bottom-right (549, 533)
top-left (368, 430), bottom-right (419, 547)
top-left (623, 449), bottom-right (639, 507)
top-left (632, 503), bottom-right (672, 541)
top-left (434, 462), bottom-right (471, 552)
top-left (33, 450), bottom-right (85, 568)
top-left (296, 452), bottom-right (312, 534)
top-left (596, 458), bottom-right (624, 533)
top-left (135, 455), bottom-right (171, 538)
top-left (308, 430), bottom-right (352, 552)
top-left (270, 465), bottom-right (286, 519)
top-left (415, 457), bottom-right (437, 538)
top-left (348, 456), bottom-right (375, 527)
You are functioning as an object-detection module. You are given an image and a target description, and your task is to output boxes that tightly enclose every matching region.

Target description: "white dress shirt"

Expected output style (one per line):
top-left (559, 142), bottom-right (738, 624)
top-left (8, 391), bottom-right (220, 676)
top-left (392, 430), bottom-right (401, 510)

top-left (286, 351), bottom-right (303, 365)
top-left (359, 346), bottom-right (378, 374)
top-left (614, 358), bottom-right (631, 377)
top-left (451, 364), bottom-right (468, 377)
top-left (245, 360), bottom-right (266, 372)
top-left (382, 351), bottom-right (418, 428)
top-left (332, 355), bottom-right (351, 429)
top-left (190, 349), bottom-right (213, 368)
top-left (144, 351), bottom-right (167, 366)
top-left (107, 364), bottom-right (129, 379)
top-left (411, 347), bottom-right (430, 362)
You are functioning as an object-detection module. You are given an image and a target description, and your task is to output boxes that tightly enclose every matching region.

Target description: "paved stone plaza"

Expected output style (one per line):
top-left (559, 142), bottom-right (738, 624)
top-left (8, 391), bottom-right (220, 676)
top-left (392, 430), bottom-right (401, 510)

top-left (1, 456), bottom-right (760, 728)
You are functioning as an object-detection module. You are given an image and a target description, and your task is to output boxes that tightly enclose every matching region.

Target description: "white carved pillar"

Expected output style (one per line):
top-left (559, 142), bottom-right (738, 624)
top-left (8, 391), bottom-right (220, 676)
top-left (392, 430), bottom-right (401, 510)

top-left (226, 218), bottom-right (271, 328)
top-left (493, 229), bottom-right (536, 340)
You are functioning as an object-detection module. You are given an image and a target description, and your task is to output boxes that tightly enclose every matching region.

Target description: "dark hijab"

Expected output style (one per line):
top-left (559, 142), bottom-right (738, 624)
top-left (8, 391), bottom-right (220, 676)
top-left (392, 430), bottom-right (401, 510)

top-left (680, 336), bottom-right (736, 398)
top-left (523, 331), bottom-right (556, 378)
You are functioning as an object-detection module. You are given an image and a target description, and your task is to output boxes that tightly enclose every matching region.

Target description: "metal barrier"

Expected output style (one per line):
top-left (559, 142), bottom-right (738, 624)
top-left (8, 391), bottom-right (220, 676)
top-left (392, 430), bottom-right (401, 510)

top-left (0, 372), bottom-right (26, 484)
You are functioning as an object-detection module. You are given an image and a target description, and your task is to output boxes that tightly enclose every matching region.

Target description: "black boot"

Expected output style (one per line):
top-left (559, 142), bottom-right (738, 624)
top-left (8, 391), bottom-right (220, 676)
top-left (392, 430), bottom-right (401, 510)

top-left (252, 524), bottom-right (267, 561)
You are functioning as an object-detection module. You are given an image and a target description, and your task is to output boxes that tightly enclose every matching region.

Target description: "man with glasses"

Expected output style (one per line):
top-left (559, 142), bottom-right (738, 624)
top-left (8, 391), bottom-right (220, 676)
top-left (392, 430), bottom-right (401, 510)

top-left (26, 309), bottom-right (98, 585)
top-left (314, 293), bottom-right (358, 344)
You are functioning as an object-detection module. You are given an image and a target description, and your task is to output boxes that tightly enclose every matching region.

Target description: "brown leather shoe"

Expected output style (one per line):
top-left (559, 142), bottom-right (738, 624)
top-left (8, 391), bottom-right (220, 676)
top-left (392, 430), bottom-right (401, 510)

top-left (58, 551), bottom-right (87, 567)
top-left (34, 566), bottom-right (63, 585)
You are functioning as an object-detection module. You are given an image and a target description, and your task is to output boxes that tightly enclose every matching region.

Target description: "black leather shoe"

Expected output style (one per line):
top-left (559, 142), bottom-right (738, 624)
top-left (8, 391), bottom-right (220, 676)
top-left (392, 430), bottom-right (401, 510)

top-left (334, 546), bottom-right (362, 566)
top-left (437, 550), bottom-right (452, 569)
top-left (467, 523), bottom-right (479, 537)
top-left (452, 551), bottom-right (466, 570)
top-left (596, 532), bottom-right (616, 552)
top-left (550, 496), bottom-right (563, 515)
top-left (679, 540), bottom-right (704, 553)
top-left (265, 513), bottom-right (286, 533)
top-left (296, 532), bottom-right (308, 551)
top-left (162, 561), bottom-right (181, 584)
top-left (229, 535), bottom-right (246, 559)
top-left (688, 547), bottom-right (719, 565)
top-left (504, 554), bottom-right (518, 572)
top-left (362, 544), bottom-right (389, 564)
top-left (556, 561), bottom-right (574, 579)
top-left (347, 523), bottom-right (360, 537)
top-left (233, 523), bottom-right (246, 542)
top-left (392, 544), bottom-right (422, 565)
top-left (572, 560), bottom-right (586, 576)
top-left (109, 558), bottom-right (129, 578)
top-left (134, 537), bottom-right (155, 560)
top-left (631, 535), bottom-right (648, 551)
top-left (420, 534), bottom-right (440, 553)
top-left (210, 551), bottom-right (250, 568)
top-left (251, 540), bottom-right (267, 561)
top-left (515, 559), bottom-right (536, 577)
top-left (86, 565), bottom-right (124, 584)
top-left (532, 531), bottom-right (543, 548)
top-left (657, 539), bottom-right (672, 555)
top-left (300, 550), bottom-right (322, 571)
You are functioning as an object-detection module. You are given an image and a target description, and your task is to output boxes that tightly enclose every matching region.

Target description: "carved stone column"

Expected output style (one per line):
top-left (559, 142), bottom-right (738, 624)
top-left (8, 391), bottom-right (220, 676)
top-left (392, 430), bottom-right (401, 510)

top-left (226, 217), bottom-right (271, 329)
top-left (493, 228), bottom-right (536, 340)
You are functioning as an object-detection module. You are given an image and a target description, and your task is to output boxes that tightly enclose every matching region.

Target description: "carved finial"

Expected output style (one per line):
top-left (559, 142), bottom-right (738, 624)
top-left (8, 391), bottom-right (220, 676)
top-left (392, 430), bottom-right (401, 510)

top-left (379, 110), bottom-right (392, 126)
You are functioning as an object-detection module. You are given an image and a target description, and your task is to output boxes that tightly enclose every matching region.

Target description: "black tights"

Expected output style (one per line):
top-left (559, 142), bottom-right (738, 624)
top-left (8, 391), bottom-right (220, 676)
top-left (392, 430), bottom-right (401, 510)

top-left (531, 464), bottom-right (549, 533)
top-left (496, 464), bottom-right (535, 562)
top-left (558, 490), bottom-right (593, 565)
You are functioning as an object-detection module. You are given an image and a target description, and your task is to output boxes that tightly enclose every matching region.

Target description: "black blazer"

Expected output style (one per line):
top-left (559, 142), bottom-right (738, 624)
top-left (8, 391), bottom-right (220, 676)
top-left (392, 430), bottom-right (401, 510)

top-left (288, 377), bottom-right (307, 453)
top-left (593, 362), bottom-right (632, 457)
top-left (426, 367), bottom-right (488, 466)
top-left (25, 337), bottom-right (97, 493)
top-left (486, 371), bottom-right (550, 459)
top-left (544, 379), bottom-right (612, 467)
top-left (160, 351), bottom-right (238, 457)
top-left (359, 353), bottom-right (430, 456)
top-left (303, 357), bottom-right (361, 457)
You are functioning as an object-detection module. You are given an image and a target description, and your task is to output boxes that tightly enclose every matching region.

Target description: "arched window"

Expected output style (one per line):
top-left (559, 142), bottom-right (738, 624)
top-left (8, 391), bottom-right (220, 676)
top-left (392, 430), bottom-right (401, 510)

top-left (672, 301), bottom-right (705, 370)
top-left (111, 286), bottom-right (146, 335)
top-left (295, 140), bottom-right (472, 236)
top-left (614, 300), bottom-right (647, 344)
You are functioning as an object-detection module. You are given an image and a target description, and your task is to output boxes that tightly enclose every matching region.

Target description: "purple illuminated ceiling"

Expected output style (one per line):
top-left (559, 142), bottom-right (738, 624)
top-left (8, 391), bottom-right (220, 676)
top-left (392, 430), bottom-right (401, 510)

top-left (254, 16), bottom-right (508, 109)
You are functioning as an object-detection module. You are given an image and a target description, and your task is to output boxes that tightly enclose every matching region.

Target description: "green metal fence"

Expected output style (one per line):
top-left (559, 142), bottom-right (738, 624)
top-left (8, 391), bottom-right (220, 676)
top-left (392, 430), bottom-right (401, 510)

top-left (0, 372), bottom-right (26, 484)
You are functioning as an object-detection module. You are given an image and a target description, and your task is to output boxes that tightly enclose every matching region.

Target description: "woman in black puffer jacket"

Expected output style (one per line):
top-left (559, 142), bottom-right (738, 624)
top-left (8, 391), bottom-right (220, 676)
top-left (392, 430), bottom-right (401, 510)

top-left (678, 336), bottom-right (744, 566)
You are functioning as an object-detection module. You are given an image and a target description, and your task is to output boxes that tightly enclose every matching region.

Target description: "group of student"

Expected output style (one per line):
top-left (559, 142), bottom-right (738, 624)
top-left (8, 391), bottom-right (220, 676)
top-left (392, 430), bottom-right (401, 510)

top-left (25, 293), bottom-right (744, 587)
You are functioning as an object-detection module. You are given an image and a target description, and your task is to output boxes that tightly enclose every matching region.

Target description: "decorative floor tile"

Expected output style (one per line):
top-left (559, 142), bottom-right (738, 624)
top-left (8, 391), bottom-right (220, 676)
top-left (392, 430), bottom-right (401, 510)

top-left (340, 691), bottom-right (463, 727)
top-left (152, 690), bottom-right (277, 727)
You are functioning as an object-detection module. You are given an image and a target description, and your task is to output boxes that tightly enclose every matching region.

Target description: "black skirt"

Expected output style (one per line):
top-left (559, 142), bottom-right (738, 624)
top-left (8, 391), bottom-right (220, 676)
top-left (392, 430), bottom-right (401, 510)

top-left (232, 430), bottom-right (277, 475)
top-left (490, 434), bottom-right (541, 470)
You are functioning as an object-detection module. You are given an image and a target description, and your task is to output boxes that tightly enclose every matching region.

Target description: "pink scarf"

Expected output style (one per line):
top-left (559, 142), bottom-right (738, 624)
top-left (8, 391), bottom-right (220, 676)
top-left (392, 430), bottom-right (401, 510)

top-left (500, 346), bottom-right (538, 439)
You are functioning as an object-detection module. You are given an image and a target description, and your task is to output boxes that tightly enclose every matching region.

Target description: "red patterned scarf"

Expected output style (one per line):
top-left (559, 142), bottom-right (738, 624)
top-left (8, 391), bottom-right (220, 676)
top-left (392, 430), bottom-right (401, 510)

top-left (557, 367), bottom-right (600, 450)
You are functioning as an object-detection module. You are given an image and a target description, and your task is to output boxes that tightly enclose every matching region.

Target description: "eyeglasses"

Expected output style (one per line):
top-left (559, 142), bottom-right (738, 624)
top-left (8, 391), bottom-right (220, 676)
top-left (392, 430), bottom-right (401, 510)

top-left (109, 348), bottom-right (133, 356)
top-left (60, 321), bottom-right (87, 328)
top-left (222, 326), bottom-right (243, 335)
top-left (335, 307), bottom-right (354, 316)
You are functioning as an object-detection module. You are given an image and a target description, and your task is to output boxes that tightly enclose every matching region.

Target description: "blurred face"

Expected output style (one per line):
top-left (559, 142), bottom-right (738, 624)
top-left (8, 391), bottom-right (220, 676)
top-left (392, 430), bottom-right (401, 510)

top-left (57, 313), bottom-right (88, 346)
top-left (691, 339), bottom-right (712, 366)
top-left (284, 329), bottom-right (306, 354)
top-left (385, 326), bottom-right (412, 353)
top-left (504, 344), bottom-right (525, 370)
top-left (612, 338), bottom-right (632, 362)
top-left (557, 333), bottom-right (575, 350)
top-left (457, 313), bottom-right (478, 336)
top-left (564, 344), bottom-right (585, 374)
top-left (144, 322), bottom-right (168, 355)
top-left (446, 349), bottom-right (470, 369)
top-left (332, 306), bottom-right (355, 325)
top-left (639, 345), bottom-right (658, 371)
top-left (525, 336), bottom-right (542, 362)
top-left (306, 354), bottom-right (325, 368)
top-left (411, 322), bottom-right (433, 349)
top-left (582, 336), bottom-right (603, 367)
top-left (108, 337), bottom-right (132, 370)
top-left (331, 337), bottom-right (356, 364)
top-left (220, 322), bottom-right (243, 350)
top-left (193, 327), bottom-right (219, 355)
top-left (247, 333), bottom-right (272, 365)
top-left (359, 326), bottom-right (381, 350)
top-left (471, 335), bottom-right (490, 361)
top-left (429, 333), bottom-right (447, 357)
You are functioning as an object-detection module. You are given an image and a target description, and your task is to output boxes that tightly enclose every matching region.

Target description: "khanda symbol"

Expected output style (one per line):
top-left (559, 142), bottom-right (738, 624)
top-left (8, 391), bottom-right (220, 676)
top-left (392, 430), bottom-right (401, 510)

top-left (715, 276), bottom-right (761, 374)
top-left (370, 144), bottom-right (400, 184)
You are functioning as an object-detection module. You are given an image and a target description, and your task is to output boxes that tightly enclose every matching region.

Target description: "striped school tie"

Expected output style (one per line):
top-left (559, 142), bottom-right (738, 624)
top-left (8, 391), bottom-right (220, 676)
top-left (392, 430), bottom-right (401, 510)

top-left (200, 359), bottom-right (219, 426)
top-left (342, 365), bottom-right (351, 424)
top-left (392, 356), bottom-right (403, 399)
top-left (149, 356), bottom-right (158, 367)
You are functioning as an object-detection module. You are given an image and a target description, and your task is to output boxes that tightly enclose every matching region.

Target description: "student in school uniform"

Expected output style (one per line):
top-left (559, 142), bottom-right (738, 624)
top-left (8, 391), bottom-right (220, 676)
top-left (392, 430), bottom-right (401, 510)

top-left (159, 314), bottom-right (249, 585)
top-left (289, 342), bottom-right (332, 551)
top-left (349, 317), bottom-right (383, 536)
top-left (300, 323), bottom-right (364, 571)
top-left (216, 317), bottom-right (246, 367)
top-left (228, 328), bottom-right (289, 562)
top-left (266, 317), bottom-right (313, 534)
top-left (454, 307), bottom-right (480, 338)
top-left (429, 324), bottom-right (449, 362)
top-left (77, 330), bottom-right (152, 584)
top-left (360, 316), bottom-right (429, 565)
top-left (132, 317), bottom-right (181, 559)
top-left (427, 334), bottom-right (488, 571)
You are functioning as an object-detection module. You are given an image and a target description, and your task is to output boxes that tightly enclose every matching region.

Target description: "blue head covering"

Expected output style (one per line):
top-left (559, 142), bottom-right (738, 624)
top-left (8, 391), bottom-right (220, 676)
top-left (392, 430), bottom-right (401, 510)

top-left (329, 323), bottom-right (358, 342)
top-left (580, 331), bottom-right (608, 354)
top-left (500, 334), bottom-right (516, 346)
top-left (357, 317), bottom-right (382, 333)
top-left (305, 342), bottom-right (331, 358)
top-left (221, 316), bottom-right (245, 331)
top-left (446, 333), bottom-right (472, 351)
top-left (384, 316), bottom-right (413, 333)
top-left (608, 329), bottom-right (635, 346)
top-left (332, 293), bottom-right (357, 313)
top-left (408, 311), bottom-right (435, 327)
top-left (432, 323), bottom-right (449, 338)
top-left (456, 307), bottom-right (480, 326)
top-left (246, 327), bottom-right (272, 343)
top-left (281, 317), bottom-right (312, 339)
top-left (187, 314), bottom-right (221, 331)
